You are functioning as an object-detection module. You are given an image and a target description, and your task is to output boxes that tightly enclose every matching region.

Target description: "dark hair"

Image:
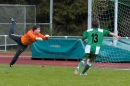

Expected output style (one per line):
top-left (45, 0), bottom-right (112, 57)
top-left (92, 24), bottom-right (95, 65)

top-left (32, 25), bottom-right (40, 31)
top-left (92, 19), bottom-right (100, 28)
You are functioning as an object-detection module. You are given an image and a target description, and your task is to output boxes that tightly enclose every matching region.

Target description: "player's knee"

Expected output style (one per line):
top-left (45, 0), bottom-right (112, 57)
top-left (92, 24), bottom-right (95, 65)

top-left (81, 60), bottom-right (85, 64)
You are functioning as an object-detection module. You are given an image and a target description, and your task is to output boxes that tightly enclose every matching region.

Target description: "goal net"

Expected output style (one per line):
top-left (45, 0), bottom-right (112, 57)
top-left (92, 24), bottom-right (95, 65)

top-left (91, 0), bottom-right (130, 69)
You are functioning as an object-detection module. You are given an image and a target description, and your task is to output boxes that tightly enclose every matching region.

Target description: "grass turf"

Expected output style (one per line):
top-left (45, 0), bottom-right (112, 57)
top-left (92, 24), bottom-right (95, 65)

top-left (0, 64), bottom-right (129, 86)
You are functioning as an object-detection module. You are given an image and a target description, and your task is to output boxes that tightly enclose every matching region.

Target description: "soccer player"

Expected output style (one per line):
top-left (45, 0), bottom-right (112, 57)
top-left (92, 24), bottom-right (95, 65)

top-left (9, 17), bottom-right (50, 67)
top-left (74, 19), bottom-right (121, 75)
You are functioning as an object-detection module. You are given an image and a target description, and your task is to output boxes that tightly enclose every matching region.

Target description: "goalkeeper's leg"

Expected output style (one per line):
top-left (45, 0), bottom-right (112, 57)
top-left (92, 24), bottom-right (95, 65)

top-left (9, 17), bottom-right (17, 34)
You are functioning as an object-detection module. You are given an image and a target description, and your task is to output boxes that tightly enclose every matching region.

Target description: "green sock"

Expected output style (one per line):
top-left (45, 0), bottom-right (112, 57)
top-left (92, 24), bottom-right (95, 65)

top-left (82, 64), bottom-right (90, 74)
top-left (77, 53), bottom-right (87, 69)
top-left (77, 61), bottom-right (84, 69)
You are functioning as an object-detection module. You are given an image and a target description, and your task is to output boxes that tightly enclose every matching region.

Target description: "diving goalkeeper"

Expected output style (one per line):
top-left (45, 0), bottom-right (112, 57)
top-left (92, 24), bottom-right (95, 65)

top-left (9, 17), bottom-right (50, 67)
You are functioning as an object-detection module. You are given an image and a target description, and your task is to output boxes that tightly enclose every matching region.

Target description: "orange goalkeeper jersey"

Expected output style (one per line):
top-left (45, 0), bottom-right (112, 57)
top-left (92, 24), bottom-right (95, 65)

top-left (21, 29), bottom-right (48, 45)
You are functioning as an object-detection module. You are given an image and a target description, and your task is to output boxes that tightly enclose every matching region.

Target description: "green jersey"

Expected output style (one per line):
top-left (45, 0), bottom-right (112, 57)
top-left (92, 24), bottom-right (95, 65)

top-left (82, 28), bottom-right (110, 54)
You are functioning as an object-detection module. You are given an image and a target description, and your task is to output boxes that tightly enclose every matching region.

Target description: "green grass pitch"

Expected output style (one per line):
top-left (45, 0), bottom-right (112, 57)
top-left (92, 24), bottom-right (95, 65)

top-left (0, 64), bottom-right (129, 86)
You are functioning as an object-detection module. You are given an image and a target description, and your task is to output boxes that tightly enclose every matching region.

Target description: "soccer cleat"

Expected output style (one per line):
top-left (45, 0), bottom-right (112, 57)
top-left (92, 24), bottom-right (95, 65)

top-left (80, 73), bottom-right (87, 76)
top-left (74, 68), bottom-right (79, 75)
top-left (10, 17), bottom-right (17, 23)
top-left (9, 64), bottom-right (13, 67)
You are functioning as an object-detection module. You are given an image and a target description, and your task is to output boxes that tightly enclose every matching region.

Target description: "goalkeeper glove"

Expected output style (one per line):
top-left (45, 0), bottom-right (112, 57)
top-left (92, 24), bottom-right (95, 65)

top-left (36, 37), bottom-right (43, 41)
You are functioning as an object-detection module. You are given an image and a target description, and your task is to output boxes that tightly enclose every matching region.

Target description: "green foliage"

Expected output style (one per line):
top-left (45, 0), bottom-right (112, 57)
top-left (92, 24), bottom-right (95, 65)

top-left (0, 0), bottom-right (27, 4)
top-left (53, 0), bottom-right (87, 36)
top-left (0, 0), bottom-right (88, 35)
top-left (35, 0), bottom-right (50, 23)
top-left (0, 0), bottom-right (122, 36)
top-left (0, 64), bottom-right (130, 86)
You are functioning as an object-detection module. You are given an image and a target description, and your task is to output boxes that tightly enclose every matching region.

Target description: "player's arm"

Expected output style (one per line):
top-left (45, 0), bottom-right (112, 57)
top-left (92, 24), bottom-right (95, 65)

top-left (39, 33), bottom-right (50, 40)
top-left (82, 31), bottom-right (88, 44)
top-left (82, 31), bottom-right (87, 41)
top-left (26, 30), bottom-right (38, 41)
top-left (110, 32), bottom-right (121, 40)
top-left (103, 29), bottom-right (121, 40)
top-left (26, 30), bottom-right (43, 41)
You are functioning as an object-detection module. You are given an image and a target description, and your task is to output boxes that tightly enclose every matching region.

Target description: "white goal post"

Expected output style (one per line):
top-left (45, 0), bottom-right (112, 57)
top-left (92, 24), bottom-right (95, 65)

top-left (88, 0), bottom-right (130, 69)
top-left (88, 0), bottom-right (119, 45)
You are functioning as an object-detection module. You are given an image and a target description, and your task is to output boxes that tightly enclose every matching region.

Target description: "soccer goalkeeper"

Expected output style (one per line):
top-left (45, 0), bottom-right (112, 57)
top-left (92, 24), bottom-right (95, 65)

top-left (74, 19), bottom-right (121, 75)
top-left (9, 17), bottom-right (50, 67)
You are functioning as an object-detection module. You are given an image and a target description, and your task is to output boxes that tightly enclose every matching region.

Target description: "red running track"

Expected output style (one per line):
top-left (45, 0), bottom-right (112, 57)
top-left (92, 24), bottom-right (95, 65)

top-left (0, 53), bottom-right (130, 69)
top-left (0, 53), bottom-right (78, 67)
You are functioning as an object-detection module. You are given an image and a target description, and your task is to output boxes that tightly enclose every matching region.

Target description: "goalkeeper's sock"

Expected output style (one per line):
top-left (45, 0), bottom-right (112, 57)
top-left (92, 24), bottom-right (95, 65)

top-left (81, 64), bottom-right (91, 74)
top-left (77, 61), bottom-right (84, 69)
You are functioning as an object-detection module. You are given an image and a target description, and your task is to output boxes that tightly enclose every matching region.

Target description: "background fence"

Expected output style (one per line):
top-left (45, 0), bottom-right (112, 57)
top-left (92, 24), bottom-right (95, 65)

top-left (0, 4), bottom-right (36, 52)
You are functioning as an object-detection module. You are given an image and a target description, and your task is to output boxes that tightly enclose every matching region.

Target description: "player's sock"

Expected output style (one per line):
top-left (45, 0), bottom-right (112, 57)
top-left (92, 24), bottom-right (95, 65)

top-left (74, 61), bottom-right (85, 75)
top-left (77, 61), bottom-right (84, 69)
top-left (81, 64), bottom-right (91, 74)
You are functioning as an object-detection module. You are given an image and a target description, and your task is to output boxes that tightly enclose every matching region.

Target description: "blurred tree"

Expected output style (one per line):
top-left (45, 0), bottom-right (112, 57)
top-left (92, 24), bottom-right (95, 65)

top-left (0, 0), bottom-right (88, 36)
top-left (53, 0), bottom-right (88, 36)
top-left (0, 0), bottom-right (27, 4)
